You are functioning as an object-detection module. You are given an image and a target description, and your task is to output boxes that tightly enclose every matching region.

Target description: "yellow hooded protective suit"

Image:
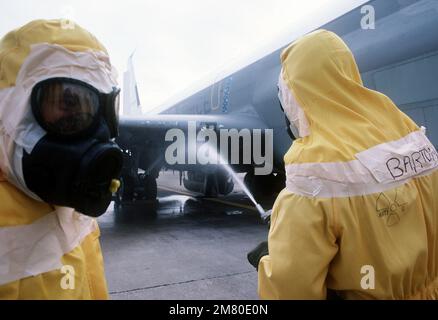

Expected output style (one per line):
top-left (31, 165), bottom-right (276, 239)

top-left (258, 30), bottom-right (438, 299)
top-left (0, 20), bottom-right (111, 299)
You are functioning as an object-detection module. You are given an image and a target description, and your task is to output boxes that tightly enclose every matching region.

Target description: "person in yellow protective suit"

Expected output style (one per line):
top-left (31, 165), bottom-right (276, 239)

top-left (0, 20), bottom-right (123, 299)
top-left (250, 30), bottom-right (438, 299)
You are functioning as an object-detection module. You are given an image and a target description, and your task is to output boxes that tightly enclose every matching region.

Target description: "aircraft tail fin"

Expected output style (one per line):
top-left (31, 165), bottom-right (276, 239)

top-left (123, 52), bottom-right (142, 115)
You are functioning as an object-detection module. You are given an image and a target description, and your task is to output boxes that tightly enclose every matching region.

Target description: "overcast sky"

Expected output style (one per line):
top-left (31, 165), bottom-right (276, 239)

top-left (0, 0), bottom-right (367, 112)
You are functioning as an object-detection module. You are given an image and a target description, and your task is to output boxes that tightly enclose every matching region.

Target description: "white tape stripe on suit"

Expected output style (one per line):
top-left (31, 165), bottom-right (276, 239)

top-left (285, 130), bottom-right (438, 198)
top-left (0, 207), bottom-right (96, 286)
top-left (286, 164), bottom-right (438, 198)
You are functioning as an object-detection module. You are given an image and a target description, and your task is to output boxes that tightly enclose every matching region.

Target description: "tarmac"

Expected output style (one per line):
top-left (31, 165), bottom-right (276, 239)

top-left (98, 170), bottom-right (274, 299)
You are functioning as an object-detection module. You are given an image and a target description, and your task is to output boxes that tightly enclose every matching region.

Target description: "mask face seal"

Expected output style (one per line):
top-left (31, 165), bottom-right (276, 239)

top-left (22, 77), bottom-right (123, 217)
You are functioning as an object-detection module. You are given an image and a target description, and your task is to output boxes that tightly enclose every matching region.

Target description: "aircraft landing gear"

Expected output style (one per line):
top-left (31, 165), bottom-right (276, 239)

top-left (114, 173), bottom-right (158, 214)
top-left (138, 173), bottom-right (157, 200)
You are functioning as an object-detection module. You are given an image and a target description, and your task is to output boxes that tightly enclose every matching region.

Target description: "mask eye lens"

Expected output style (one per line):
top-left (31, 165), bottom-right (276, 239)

top-left (33, 81), bottom-right (99, 136)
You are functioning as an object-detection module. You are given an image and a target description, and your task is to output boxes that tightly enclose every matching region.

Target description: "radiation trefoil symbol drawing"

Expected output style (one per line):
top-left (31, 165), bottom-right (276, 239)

top-left (375, 189), bottom-right (407, 226)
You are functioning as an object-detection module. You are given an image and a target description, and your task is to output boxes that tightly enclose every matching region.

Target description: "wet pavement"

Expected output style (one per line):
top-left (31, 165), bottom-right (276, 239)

top-left (98, 171), bottom-right (274, 300)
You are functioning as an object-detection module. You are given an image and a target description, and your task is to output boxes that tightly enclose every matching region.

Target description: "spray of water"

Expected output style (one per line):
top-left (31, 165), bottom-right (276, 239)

top-left (206, 145), bottom-right (268, 220)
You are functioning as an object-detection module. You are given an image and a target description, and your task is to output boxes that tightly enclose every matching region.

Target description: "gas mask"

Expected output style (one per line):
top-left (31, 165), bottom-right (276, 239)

top-left (22, 77), bottom-right (123, 217)
top-left (0, 43), bottom-right (123, 218)
top-left (277, 69), bottom-right (310, 139)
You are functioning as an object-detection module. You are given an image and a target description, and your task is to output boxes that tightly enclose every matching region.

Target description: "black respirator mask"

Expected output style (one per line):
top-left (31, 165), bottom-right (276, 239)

top-left (22, 77), bottom-right (123, 217)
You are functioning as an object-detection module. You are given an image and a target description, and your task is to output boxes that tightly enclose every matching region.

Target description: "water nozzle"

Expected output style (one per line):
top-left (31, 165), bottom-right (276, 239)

top-left (255, 203), bottom-right (271, 224)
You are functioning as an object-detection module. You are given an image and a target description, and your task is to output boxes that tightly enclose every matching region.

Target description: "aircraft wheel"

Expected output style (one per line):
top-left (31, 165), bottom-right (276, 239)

top-left (217, 170), bottom-right (234, 195)
top-left (140, 174), bottom-right (157, 200)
